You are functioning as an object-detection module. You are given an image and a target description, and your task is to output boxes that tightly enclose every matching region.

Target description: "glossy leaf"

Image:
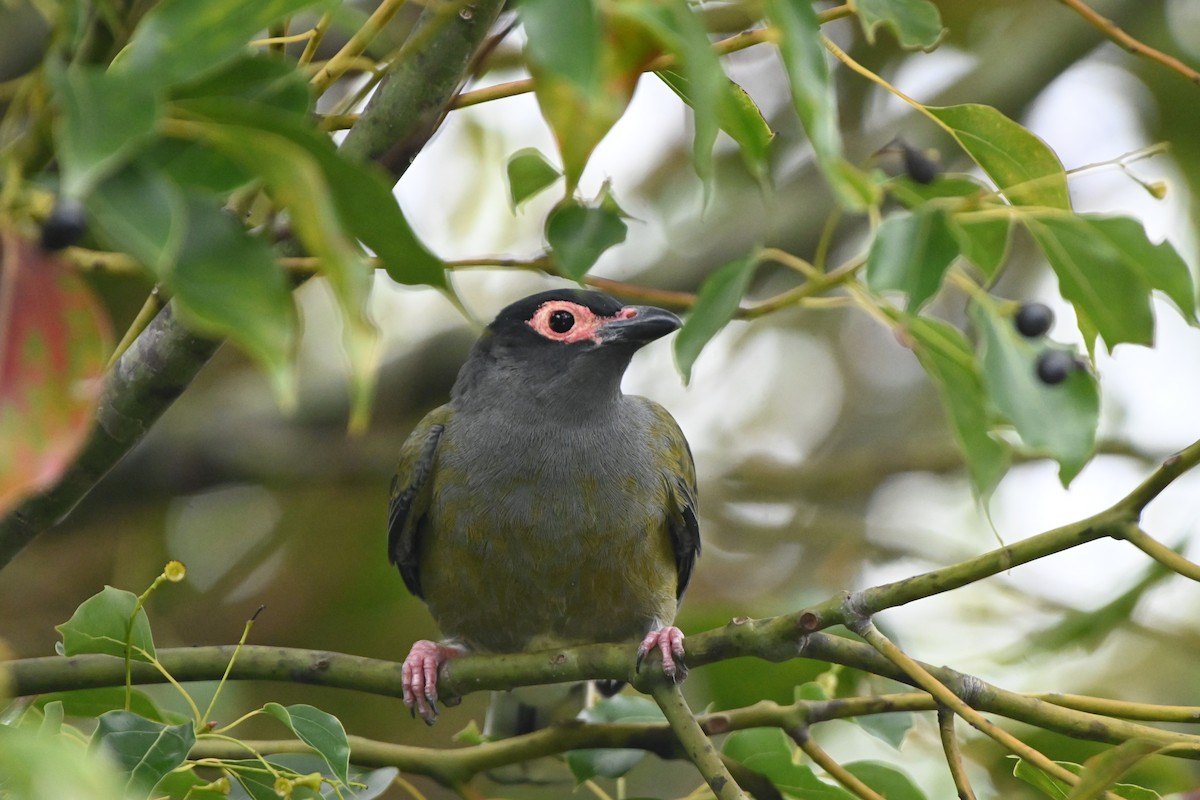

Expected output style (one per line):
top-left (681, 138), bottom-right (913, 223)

top-left (118, 0), bottom-right (331, 88)
top-left (522, 0), bottom-right (627, 191)
top-left (722, 728), bottom-right (854, 798)
top-left (767, 0), bottom-right (875, 208)
top-left (901, 313), bottom-right (1009, 496)
top-left (845, 761), bottom-right (928, 800)
top-left (674, 256), bottom-right (757, 383)
top-left (506, 148), bottom-right (561, 209)
top-left (856, 0), bottom-right (945, 51)
top-left (1012, 757), bottom-right (1071, 798)
top-left (86, 161), bottom-right (187, 273)
top-left (0, 232), bottom-right (110, 516)
top-left (175, 97), bottom-right (445, 288)
top-left (141, 137), bottom-right (253, 195)
top-left (186, 118), bottom-right (379, 429)
top-left (38, 701), bottom-right (64, 737)
top-left (567, 696), bottom-right (664, 781)
top-left (545, 198), bottom-right (628, 280)
top-left (970, 297), bottom-right (1099, 485)
top-left (90, 711), bottom-right (195, 794)
top-left (56, 585), bottom-right (156, 661)
top-left (866, 208), bottom-right (961, 310)
top-left (1024, 212), bottom-right (1197, 351)
top-left (171, 195), bottom-right (297, 403)
top-left (620, 0), bottom-right (725, 185)
top-left (1068, 740), bottom-right (1166, 800)
top-left (657, 69), bottom-right (775, 179)
top-left (264, 703), bottom-right (351, 784)
top-left (927, 104), bottom-right (1070, 209)
top-left (49, 64), bottom-right (161, 196)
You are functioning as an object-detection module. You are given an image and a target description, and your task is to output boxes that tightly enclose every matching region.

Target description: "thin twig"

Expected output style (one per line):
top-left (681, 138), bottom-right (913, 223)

top-left (651, 682), bottom-right (748, 800)
top-left (792, 728), bottom-right (885, 800)
top-left (1120, 525), bottom-right (1200, 582)
top-left (937, 707), bottom-right (978, 800)
top-left (1053, 0), bottom-right (1200, 85)
top-left (849, 619), bottom-right (1117, 799)
top-left (311, 0), bottom-right (409, 93)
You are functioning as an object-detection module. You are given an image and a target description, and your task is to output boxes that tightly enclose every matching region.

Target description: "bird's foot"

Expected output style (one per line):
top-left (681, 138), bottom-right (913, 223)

top-left (402, 640), bottom-right (466, 724)
top-left (635, 626), bottom-right (687, 682)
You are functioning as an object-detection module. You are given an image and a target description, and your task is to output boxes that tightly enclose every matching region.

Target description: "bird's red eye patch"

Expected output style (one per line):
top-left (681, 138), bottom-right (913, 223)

top-left (527, 301), bottom-right (636, 343)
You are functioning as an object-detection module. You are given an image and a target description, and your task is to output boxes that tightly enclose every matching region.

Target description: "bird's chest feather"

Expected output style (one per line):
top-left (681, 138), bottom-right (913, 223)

top-left (419, 413), bottom-right (678, 651)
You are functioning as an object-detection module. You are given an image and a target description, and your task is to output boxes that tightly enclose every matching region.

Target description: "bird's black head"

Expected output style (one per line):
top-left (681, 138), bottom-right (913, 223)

top-left (452, 289), bottom-right (681, 412)
top-left (486, 289), bottom-right (681, 350)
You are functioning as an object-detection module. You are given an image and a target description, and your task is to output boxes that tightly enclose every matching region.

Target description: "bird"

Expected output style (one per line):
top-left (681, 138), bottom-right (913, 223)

top-left (388, 288), bottom-right (699, 725)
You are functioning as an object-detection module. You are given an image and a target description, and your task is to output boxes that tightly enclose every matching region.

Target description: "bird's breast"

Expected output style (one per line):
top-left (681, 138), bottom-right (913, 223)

top-left (418, 413), bottom-right (678, 652)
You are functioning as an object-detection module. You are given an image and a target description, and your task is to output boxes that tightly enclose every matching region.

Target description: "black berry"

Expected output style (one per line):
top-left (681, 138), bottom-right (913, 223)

top-left (40, 198), bottom-right (88, 250)
top-left (900, 141), bottom-right (940, 185)
top-left (1015, 302), bottom-right (1054, 338)
top-left (1036, 350), bottom-right (1076, 385)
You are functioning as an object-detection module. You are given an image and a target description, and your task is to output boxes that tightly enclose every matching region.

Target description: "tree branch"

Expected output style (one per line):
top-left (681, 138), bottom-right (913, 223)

top-left (652, 681), bottom-right (747, 800)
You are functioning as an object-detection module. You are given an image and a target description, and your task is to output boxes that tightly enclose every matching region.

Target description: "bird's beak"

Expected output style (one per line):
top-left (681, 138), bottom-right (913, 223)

top-left (598, 305), bottom-right (682, 345)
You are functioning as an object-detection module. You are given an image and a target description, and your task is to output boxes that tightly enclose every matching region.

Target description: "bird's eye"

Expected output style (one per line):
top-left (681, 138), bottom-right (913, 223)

top-left (549, 310), bottom-right (575, 333)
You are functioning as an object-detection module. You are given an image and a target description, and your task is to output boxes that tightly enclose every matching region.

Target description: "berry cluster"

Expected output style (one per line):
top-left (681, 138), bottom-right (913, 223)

top-left (1013, 302), bottom-right (1083, 385)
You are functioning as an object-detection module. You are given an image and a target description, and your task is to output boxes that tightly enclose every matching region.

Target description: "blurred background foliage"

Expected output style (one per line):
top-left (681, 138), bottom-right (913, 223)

top-left (3, 0), bottom-right (1200, 797)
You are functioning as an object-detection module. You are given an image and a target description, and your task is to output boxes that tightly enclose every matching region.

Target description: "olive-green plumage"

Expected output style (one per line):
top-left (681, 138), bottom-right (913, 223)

top-left (388, 289), bottom-right (698, 720)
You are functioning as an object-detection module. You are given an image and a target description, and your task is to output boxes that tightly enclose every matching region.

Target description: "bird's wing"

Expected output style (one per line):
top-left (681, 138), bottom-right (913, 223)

top-left (639, 399), bottom-right (700, 600)
top-left (387, 405), bottom-right (451, 598)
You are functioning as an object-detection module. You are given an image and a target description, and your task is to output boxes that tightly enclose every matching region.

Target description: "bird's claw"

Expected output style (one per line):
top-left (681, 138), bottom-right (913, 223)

top-left (402, 640), bottom-right (464, 724)
top-left (635, 626), bottom-right (687, 682)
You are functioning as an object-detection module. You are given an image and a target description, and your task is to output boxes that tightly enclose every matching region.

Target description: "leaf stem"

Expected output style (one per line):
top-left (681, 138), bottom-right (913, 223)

top-left (311, 0), bottom-right (410, 93)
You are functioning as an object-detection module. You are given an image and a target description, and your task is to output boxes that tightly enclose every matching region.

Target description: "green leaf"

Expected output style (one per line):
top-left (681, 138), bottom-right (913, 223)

top-left (33, 688), bottom-right (168, 723)
top-left (723, 729), bottom-right (854, 798)
top-left (545, 199), bottom-right (628, 280)
top-left (38, 701), bottom-right (63, 738)
top-left (0, 727), bottom-right (125, 800)
top-left (1012, 758), bottom-right (1072, 799)
top-left (657, 69), bottom-right (775, 180)
top-left (90, 711), bottom-right (196, 794)
top-left (567, 696), bottom-right (664, 781)
top-left (855, 711), bottom-right (915, 750)
top-left (170, 52), bottom-right (313, 115)
top-left (86, 161), bottom-right (187, 273)
top-left (117, 0), bottom-right (332, 88)
top-left (927, 104), bottom-right (1070, 209)
top-left (264, 703), bottom-right (351, 785)
top-left (521, 0), bottom-right (615, 191)
top-left (855, 0), bottom-right (946, 51)
top-left (506, 148), bottom-right (562, 209)
top-left (970, 297), bottom-right (1099, 485)
top-left (1024, 212), bottom-right (1197, 352)
top-left (184, 117), bottom-right (379, 429)
top-left (170, 194), bottom-right (298, 403)
top-left (621, 0), bottom-right (725, 186)
top-left (845, 761), bottom-right (928, 800)
top-left (900, 313), bottom-right (1009, 496)
top-left (175, 97), bottom-right (445, 288)
top-left (674, 256), bottom-right (757, 382)
top-left (0, 232), bottom-right (112, 517)
top-left (866, 208), bottom-right (961, 310)
top-left (1067, 740), bottom-right (1166, 800)
top-left (56, 586), bottom-right (156, 661)
top-left (766, 0), bottom-right (875, 208)
top-left (49, 64), bottom-right (161, 196)
top-left (951, 212), bottom-right (1011, 279)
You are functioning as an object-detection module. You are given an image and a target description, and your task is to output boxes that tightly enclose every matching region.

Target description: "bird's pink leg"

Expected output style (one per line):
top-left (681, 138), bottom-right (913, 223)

top-left (402, 639), bottom-right (467, 724)
top-left (636, 626), bottom-right (687, 682)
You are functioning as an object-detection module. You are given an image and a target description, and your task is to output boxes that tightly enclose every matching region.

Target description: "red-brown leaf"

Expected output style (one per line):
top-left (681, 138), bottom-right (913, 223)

top-left (0, 229), bottom-right (112, 515)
